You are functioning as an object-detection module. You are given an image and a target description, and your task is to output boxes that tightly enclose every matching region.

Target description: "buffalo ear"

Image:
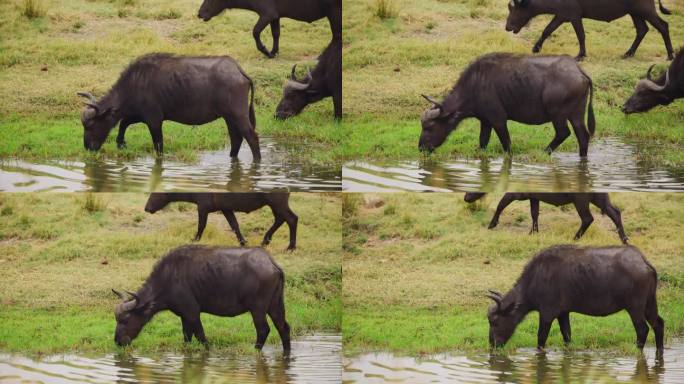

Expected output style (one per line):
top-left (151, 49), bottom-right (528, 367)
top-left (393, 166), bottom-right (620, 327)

top-left (499, 299), bottom-right (517, 315)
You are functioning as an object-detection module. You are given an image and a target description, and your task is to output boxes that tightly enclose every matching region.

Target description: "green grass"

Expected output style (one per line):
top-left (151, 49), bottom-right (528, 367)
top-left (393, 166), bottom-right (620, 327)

top-left (342, 0), bottom-right (684, 165)
top-left (343, 193), bottom-right (684, 356)
top-left (0, 0), bottom-right (341, 165)
top-left (0, 193), bottom-right (341, 354)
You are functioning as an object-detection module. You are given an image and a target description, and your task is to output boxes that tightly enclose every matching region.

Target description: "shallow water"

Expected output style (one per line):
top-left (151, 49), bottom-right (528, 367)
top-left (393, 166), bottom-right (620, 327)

top-left (0, 334), bottom-right (341, 384)
top-left (0, 138), bottom-right (341, 192)
top-left (343, 138), bottom-right (684, 192)
top-left (344, 340), bottom-right (684, 383)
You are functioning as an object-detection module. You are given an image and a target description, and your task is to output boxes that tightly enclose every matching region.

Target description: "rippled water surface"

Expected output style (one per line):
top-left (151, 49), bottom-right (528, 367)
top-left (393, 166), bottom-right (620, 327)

top-left (344, 340), bottom-right (684, 383)
top-left (343, 138), bottom-right (684, 192)
top-left (0, 138), bottom-right (340, 192)
top-left (0, 334), bottom-right (341, 384)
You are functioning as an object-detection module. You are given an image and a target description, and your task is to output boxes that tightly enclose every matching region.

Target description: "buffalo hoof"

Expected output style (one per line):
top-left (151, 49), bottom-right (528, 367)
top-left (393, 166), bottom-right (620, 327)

top-left (117, 141), bottom-right (127, 149)
top-left (574, 54), bottom-right (586, 62)
top-left (668, 54), bottom-right (674, 61)
top-left (622, 51), bottom-right (635, 59)
top-left (239, 241), bottom-right (247, 247)
top-left (488, 222), bottom-right (498, 230)
top-left (532, 45), bottom-right (541, 54)
top-left (286, 245), bottom-right (296, 252)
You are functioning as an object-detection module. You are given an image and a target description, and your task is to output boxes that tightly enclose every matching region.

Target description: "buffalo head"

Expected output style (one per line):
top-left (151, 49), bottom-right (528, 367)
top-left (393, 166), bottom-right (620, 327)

top-left (419, 94), bottom-right (463, 152)
top-left (112, 289), bottom-right (152, 346)
top-left (275, 65), bottom-right (319, 119)
top-left (144, 193), bottom-right (169, 214)
top-left (486, 290), bottom-right (520, 347)
top-left (505, 0), bottom-right (532, 34)
top-left (197, 0), bottom-right (227, 21)
top-left (622, 65), bottom-right (672, 114)
top-left (78, 92), bottom-right (117, 151)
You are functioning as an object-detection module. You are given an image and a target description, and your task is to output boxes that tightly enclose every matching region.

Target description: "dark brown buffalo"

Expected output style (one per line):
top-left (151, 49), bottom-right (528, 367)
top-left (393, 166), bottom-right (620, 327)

top-left (505, 0), bottom-right (673, 60)
top-left (113, 245), bottom-right (290, 352)
top-left (623, 48), bottom-right (684, 114)
top-left (275, 38), bottom-right (341, 119)
top-left (197, 0), bottom-right (342, 58)
top-left (144, 193), bottom-right (298, 250)
top-left (420, 53), bottom-right (594, 157)
top-left (487, 245), bottom-right (663, 355)
top-left (464, 192), bottom-right (628, 244)
top-left (78, 53), bottom-right (260, 160)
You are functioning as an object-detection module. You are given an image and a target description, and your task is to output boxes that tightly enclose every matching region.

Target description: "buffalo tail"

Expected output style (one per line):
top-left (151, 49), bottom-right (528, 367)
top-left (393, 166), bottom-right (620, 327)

top-left (659, 0), bottom-right (671, 15)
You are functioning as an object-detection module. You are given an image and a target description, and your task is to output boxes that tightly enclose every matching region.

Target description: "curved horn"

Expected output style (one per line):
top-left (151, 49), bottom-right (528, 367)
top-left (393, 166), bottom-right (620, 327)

top-left (112, 289), bottom-right (126, 300)
top-left (77, 92), bottom-right (98, 103)
top-left (125, 290), bottom-right (140, 302)
top-left (290, 64), bottom-right (298, 80)
top-left (485, 292), bottom-right (503, 311)
top-left (488, 290), bottom-right (502, 298)
top-left (645, 64), bottom-right (656, 81)
top-left (421, 94), bottom-right (443, 110)
top-left (285, 80), bottom-right (310, 91)
top-left (641, 67), bottom-right (670, 92)
top-left (305, 68), bottom-right (313, 82)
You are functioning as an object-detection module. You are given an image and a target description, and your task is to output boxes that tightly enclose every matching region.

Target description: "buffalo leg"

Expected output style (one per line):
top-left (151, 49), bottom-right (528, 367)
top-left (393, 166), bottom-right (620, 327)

top-left (645, 296), bottom-right (665, 354)
top-left (530, 199), bottom-right (539, 234)
top-left (627, 308), bottom-right (650, 350)
top-left (283, 209), bottom-right (298, 250)
top-left (225, 118), bottom-right (243, 158)
top-left (221, 209), bottom-right (246, 246)
top-left (239, 117), bottom-right (261, 162)
top-left (333, 86), bottom-right (342, 120)
top-left (262, 217), bottom-right (285, 247)
top-left (537, 314), bottom-right (554, 349)
top-left (624, 16), bottom-right (649, 58)
top-left (181, 317), bottom-right (193, 343)
top-left (116, 119), bottom-right (133, 149)
top-left (253, 16), bottom-right (276, 58)
top-left (195, 208), bottom-right (209, 241)
top-left (558, 312), bottom-right (571, 344)
top-left (268, 291), bottom-right (291, 353)
top-left (593, 196), bottom-right (628, 244)
top-left (644, 13), bottom-right (674, 60)
top-left (492, 122), bottom-right (512, 154)
top-left (488, 193), bottom-right (517, 229)
top-left (479, 120), bottom-right (492, 149)
top-left (534, 16), bottom-right (564, 53)
top-left (188, 317), bottom-right (208, 346)
top-left (269, 19), bottom-right (280, 57)
top-left (251, 311), bottom-right (271, 350)
top-left (571, 20), bottom-right (587, 60)
top-left (569, 114), bottom-right (589, 158)
top-left (146, 121), bottom-right (164, 156)
top-left (573, 202), bottom-right (594, 240)
top-left (545, 119), bottom-right (571, 154)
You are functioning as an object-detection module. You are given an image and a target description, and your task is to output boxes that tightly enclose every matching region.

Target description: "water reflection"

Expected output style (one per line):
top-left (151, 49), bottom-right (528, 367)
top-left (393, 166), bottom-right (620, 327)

top-left (343, 138), bottom-right (684, 192)
top-left (0, 334), bottom-right (341, 384)
top-left (0, 138), bottom-right (341, 192)
top-left (343, 341), bottom-right (684, 383)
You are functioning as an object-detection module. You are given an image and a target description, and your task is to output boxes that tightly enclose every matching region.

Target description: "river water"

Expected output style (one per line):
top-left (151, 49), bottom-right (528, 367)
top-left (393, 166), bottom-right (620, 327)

top-left (344, 341), bottom-right (684, 383)
top-left (343, 138), bottom-right (684, 192)
top-left (0, 138), bottom-right (341, 192)
top-left (0, 334), bottom-right (341, 383)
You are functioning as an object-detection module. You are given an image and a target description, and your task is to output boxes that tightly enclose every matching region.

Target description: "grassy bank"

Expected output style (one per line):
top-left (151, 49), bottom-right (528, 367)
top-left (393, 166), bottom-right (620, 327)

top-left (342, 0), bottom-right (684, 166)
top-left (0, 0), bottom-right (342, 165)
top-left (0, 193), bottom-right (341, 354)
top-left (343, 193), bottom-right (684, 356)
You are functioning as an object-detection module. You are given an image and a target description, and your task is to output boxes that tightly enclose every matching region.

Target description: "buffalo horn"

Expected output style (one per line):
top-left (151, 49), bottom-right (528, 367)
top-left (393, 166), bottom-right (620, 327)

top-left (421, 94), bottom-right (443, 110)
top-left (112, 289), bottom-right (126, 300)
top-left (290, 64), bottom-right (298, 80)
top-left (77, 92), bottom-right (97, 103)
top-left (640, 66), bottom-right (670, 92)
top-left (285, 80), bottom-right (310, 91)
top-left (485, 291), bottom-right (503, 311)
